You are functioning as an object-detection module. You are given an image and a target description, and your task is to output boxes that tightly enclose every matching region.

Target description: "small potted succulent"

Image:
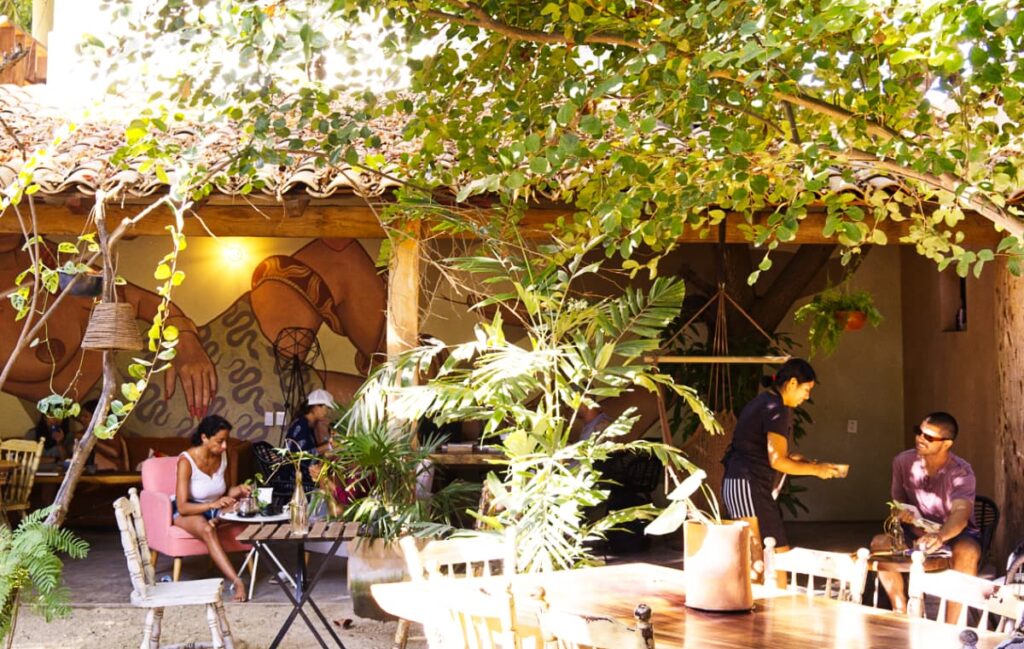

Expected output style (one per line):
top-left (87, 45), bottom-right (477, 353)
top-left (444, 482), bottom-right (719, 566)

top-left (794, 286), bottom-right (883, 357)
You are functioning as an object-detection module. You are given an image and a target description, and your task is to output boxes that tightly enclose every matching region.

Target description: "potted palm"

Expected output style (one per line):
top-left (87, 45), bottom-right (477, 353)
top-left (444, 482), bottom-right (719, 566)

top-left (323, 380), bottom-right (476, 621)
top-left (379, 234), bottom-right (718, 577)
top-left (794, 286), bottom-right (883, 357)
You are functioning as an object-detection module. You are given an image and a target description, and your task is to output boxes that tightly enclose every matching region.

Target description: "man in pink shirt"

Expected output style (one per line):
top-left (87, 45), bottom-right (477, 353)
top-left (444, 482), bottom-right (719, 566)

top-left (871, 411), bottom-right (980, 621)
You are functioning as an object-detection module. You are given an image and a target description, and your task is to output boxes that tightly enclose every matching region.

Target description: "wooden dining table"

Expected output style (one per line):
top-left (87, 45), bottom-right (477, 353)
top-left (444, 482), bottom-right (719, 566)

top-left (371, 562), bottom-right (1007, 648)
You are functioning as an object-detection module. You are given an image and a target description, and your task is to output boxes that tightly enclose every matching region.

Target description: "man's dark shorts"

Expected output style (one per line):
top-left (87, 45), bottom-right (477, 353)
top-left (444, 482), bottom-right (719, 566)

top-left (902, 524), bottom-right (981, 550)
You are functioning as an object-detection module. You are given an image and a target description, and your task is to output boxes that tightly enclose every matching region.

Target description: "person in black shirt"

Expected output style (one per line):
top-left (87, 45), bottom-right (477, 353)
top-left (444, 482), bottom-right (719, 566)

top-left (721, 358), bottom-right (846, 557)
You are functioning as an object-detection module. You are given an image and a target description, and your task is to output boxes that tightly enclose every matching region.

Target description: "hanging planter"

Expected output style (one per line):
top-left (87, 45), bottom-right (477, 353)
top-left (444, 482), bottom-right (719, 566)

top-left (794, 287), bottom-right (883, 357)
top-left (81, 303), bottom-right (144, 351)
top-left (834, 310), bottom-right (868, 331)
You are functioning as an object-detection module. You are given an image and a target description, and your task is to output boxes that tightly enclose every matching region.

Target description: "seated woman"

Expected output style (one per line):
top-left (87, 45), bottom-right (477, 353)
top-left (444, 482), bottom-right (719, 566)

top-left (173, 415), bottom-right (251, 601)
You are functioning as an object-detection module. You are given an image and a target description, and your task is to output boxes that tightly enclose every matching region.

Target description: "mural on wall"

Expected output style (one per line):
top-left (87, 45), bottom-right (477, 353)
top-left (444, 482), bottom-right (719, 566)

top-left (1, 235), bottom-right (386, 442)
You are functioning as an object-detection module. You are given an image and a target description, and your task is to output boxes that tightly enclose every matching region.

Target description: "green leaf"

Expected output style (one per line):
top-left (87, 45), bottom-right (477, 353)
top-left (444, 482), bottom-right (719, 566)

top-left (556, 102), bottom-right (576, 126)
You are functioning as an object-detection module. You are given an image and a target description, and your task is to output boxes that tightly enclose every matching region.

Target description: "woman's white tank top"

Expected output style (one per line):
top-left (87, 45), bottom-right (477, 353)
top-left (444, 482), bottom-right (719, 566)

top-left (179, 451), bottom-right (227, 503)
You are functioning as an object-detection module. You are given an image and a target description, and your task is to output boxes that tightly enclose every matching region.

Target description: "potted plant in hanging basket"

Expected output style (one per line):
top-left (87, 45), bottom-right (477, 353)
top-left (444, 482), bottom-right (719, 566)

top-left (645, 469), bottom-right (754, 612)
top-left (793, 287), bottom-right (883, 357)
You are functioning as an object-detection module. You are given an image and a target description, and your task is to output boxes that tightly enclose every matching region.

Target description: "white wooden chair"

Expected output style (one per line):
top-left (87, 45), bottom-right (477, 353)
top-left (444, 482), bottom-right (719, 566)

top-left (114, 487), bottom-right (235, 649)
top-left (0, 438), bottom-right (44, 522)
top-left (443, 580), bottom-right (523, 649)
top-left (394, 529), bottom-right (517, 649)
top-left (763, 537), bottom-right (870, 603)
top-left (907, 550), bottom-right (1021, 630)
top-left (533, 587), bottom-right (655, 649)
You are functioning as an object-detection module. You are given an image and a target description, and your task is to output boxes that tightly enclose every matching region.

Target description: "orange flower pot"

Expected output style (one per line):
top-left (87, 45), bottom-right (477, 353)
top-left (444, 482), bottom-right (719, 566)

top-left (835, 310), bottom-right (867, 331)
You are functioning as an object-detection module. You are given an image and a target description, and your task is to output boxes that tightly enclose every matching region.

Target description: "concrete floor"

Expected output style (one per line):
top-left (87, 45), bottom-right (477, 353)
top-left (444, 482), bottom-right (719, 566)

top-left (62, 520), bottom-right (883, 606)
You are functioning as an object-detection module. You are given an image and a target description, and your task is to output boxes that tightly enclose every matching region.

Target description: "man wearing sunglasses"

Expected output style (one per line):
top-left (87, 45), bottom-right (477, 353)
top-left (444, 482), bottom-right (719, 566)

top-left (871, 411), bottom-right (980, 620)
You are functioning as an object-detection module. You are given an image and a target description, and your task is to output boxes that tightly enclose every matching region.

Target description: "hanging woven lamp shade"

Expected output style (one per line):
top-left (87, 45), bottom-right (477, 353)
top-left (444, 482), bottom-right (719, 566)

top-left (81, 303), bottom-right (144, 351)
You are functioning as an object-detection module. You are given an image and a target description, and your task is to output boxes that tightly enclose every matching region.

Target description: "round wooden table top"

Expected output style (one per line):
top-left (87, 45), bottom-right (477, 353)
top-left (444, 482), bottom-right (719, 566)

top-left (868, 551), bottom-right (950, 572)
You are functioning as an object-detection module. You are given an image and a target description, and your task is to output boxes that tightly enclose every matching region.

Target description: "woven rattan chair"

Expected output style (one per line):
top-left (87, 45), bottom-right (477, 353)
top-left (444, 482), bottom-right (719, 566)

top-left (0, 438), bottom-right (44, 522)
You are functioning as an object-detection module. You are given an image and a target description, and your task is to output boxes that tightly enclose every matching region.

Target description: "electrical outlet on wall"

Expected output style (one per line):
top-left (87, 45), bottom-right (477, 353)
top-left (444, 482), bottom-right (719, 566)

top-left (846, 419), bottom-right (858, 434)
top-left (275, 411), bottom-right (286, 426)
top-left (263, 411), bottom-right (274, 426)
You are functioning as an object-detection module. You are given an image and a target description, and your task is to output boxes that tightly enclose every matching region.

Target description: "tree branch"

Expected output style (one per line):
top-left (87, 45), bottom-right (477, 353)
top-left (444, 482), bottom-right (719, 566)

top-left (708, 71), bottom-right (904, 143)
top-left (709, 71), bottom-right (1023, 238)
top-left (843, 148), bottom-right (1024, 240)
top-left (423, 3), bottom-right (642, 49)
top-left (0, 43), bottom-right (27, 76)
top-left (751, 244), bottom-right (836, 332)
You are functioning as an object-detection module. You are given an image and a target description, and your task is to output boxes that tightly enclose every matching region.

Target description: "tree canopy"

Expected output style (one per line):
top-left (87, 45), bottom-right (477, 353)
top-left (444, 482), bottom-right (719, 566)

top-left (88, 0), bottom-right (1024, 281)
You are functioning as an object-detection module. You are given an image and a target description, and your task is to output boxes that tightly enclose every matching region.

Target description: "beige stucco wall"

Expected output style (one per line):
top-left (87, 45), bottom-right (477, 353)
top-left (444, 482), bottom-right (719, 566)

top-left (780, 246), bottom-right (906, 522)
top-left (898, 248), bottom-right (997, 499)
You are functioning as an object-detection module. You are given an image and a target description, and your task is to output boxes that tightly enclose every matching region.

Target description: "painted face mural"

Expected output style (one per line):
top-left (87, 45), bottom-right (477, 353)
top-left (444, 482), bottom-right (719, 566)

top-left (1, 236), bottom-right (386, 442)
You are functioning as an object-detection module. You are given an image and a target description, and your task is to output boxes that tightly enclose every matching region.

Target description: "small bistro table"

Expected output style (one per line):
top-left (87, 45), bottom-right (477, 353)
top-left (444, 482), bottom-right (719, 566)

top-left (220, 511), bottom-right (295, 601)
top-left (867, 551), bottom-right (951, 608)
top-left (235, 519), bottom-right (359, 649)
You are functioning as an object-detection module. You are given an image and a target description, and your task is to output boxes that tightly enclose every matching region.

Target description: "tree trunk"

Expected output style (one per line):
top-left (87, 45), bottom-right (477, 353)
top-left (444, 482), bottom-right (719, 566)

top-left (995, 259), bottom-right (1024, 561)
top-left (43, 354), bottom-right (116, 528)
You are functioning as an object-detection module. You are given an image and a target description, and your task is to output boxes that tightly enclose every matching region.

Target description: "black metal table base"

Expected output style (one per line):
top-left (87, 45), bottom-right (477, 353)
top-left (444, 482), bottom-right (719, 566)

top-left (260, 535), bottom-right (348, 649)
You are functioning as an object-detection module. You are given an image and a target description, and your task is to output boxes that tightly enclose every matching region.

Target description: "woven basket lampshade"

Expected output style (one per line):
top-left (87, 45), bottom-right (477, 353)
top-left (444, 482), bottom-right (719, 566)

top-left (81, 303), bottom-right (144, 351)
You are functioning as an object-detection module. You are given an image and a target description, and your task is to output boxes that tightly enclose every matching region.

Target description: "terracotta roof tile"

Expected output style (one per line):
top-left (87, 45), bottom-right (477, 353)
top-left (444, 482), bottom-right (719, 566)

top-left (2, 83), bottom-right (1023, 209)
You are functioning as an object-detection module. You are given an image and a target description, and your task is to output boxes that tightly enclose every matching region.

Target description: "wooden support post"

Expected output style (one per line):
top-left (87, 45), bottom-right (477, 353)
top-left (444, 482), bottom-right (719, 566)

top-left (387, 222), bottom-right (421, 446)
top-left (995, 259), bottom-right (1024, 562)
top-left (31, 0), bottom-right (53, 47)
top-left (387, 223), bottom-right (420, 359)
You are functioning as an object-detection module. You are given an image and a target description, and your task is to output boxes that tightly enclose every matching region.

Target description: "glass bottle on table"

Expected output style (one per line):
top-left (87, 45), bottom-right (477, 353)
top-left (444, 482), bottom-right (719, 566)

top-left (289, 469), bottom-right (309, 535)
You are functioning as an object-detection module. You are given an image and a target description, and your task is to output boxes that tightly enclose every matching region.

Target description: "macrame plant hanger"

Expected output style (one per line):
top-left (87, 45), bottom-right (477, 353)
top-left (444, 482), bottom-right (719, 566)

top-left (650, 221), bottom-right (789, 504)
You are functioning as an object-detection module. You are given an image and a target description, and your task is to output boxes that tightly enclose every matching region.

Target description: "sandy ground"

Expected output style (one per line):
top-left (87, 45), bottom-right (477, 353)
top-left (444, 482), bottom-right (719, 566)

top-left (11, 602), bottom-right (426, 649)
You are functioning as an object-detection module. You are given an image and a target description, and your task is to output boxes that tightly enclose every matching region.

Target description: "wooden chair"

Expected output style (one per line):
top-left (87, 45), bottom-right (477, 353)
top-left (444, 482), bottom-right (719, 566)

top-left (114, 487), bottom-right (235, 649)
top-left (975, 495), bottom-right (1000, 575)
top-left (0, 438), bottom-right (43, 522)
top-left (533, 587), bottom-right (655, 649)
top-left (394, 529), bottom-right (517, 649)
top-left (443, 580), bottom-right (523, 649)
top-left (907, 550), bottom-right (1017, 629)
top-left (763, 537), bottom-right (870, 603)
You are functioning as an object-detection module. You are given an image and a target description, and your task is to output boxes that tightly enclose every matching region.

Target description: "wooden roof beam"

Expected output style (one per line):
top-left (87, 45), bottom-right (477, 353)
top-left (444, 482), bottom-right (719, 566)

top-left (0, 198), bottom-right (1003, 246)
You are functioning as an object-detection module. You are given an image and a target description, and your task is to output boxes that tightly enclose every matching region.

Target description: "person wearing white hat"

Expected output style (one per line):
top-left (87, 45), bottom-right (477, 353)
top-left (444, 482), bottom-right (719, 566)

top-left (283, 388), bottom-right (336, 484)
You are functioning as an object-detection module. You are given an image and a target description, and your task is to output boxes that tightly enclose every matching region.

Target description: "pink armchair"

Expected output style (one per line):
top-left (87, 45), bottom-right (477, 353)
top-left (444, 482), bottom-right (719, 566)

top-left (139, 456), bottom-right (250, 581)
